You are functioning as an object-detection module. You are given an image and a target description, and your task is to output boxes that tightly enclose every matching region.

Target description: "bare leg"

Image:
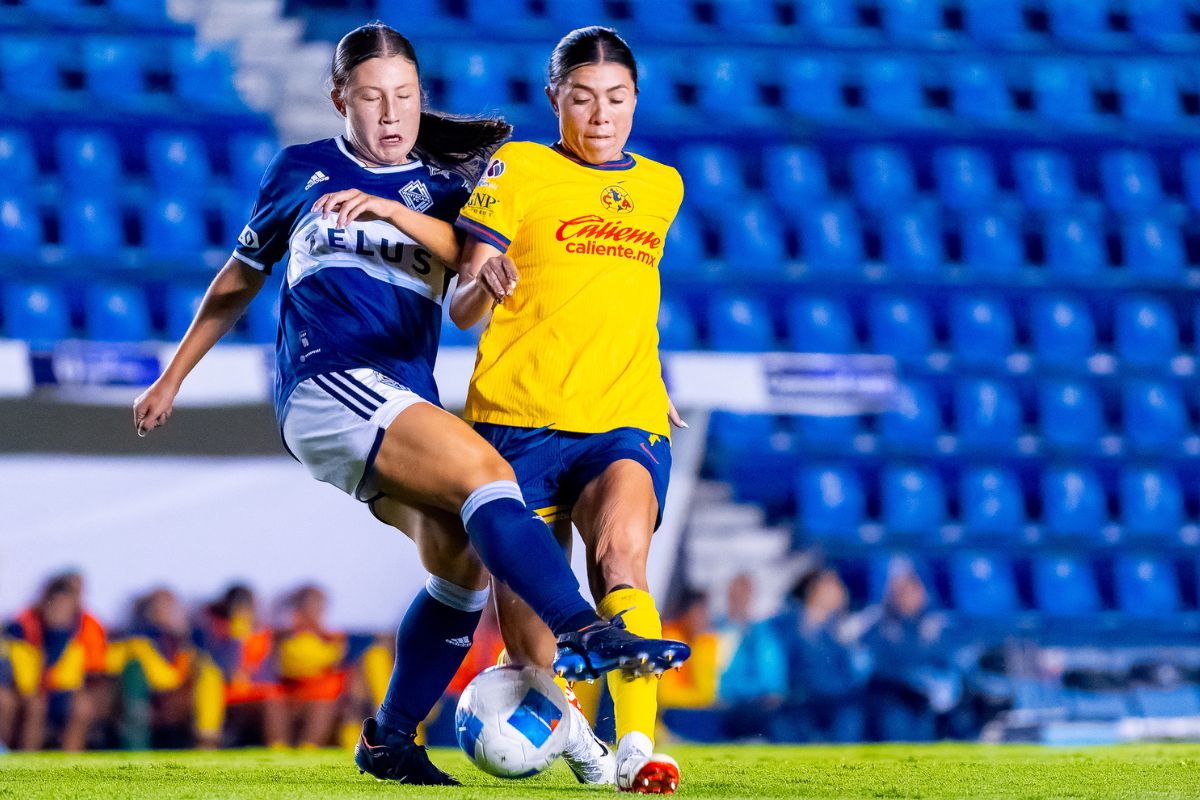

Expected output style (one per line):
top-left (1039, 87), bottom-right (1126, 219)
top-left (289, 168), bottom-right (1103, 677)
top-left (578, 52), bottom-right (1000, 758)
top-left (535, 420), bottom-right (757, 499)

top-left (493, 520), bottom-right (574, 669)
top-left (19, 693), bottom-right (48, 752)
top-left (61, 690), bottom-right (95, 752)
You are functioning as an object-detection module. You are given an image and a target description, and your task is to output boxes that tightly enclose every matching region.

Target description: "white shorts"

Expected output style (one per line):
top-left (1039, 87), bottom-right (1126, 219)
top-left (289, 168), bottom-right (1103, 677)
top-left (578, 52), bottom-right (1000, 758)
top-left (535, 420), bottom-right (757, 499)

top-left (281, 368), bottom-right (429, 501)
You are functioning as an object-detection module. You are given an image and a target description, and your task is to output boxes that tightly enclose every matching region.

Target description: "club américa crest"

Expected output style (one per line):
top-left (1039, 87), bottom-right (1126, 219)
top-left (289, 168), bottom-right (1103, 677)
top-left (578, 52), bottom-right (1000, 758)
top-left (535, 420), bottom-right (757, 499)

top-left (601, 185), bottom-right (634, 214)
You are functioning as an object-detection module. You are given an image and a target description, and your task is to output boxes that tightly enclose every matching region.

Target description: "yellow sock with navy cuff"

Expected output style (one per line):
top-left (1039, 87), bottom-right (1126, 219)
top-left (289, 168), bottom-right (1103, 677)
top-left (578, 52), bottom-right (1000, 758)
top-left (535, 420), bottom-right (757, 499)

top-left (597, 587), bottom-right (662, 747)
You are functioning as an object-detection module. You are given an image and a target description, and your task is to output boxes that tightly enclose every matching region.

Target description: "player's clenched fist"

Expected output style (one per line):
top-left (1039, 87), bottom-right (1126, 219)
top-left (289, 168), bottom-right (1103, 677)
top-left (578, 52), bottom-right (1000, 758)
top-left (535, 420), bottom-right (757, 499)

top-left (477, 254), bottom-right (519, 303)
top-left (132, 378), bottom-right (178, 437)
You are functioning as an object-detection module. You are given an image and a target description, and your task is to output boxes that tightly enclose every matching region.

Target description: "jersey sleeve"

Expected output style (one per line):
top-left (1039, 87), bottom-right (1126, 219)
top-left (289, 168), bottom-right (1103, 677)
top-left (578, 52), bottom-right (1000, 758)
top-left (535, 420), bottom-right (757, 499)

top-left (454, 143), bottom-right (528, 253)
top-left (232, 148), bottom-right (296, 274)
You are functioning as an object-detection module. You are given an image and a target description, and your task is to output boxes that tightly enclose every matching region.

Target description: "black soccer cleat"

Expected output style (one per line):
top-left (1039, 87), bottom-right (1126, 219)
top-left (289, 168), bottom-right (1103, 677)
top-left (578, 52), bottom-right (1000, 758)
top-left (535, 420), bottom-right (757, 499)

top-left (354, 718), bottom-right (461, 786)
top-left (553, 612), bottom-right (691, 682)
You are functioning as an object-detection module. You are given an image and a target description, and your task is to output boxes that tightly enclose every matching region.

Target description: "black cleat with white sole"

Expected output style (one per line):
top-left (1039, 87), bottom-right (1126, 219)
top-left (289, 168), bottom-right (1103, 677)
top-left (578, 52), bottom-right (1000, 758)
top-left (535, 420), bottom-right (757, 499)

top-left (553, 612), bottom-right (691, 682)
top-left (354, 718), bottom-right (460, 786)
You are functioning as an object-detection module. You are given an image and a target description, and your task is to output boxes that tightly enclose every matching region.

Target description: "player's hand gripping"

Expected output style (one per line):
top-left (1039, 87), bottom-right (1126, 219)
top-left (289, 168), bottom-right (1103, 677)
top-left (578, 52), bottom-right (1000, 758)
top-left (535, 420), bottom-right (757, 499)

top-left (311, 189), bottom-right (400, 229)
top-left (132, 377), bottom-right (178, 437)
top-left (476, 254), bottom-right (519, 304)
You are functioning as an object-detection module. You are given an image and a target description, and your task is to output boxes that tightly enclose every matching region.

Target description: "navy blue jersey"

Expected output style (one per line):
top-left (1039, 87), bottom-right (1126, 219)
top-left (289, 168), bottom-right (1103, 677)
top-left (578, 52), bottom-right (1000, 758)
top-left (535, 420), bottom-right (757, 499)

top-left (233, 136), bottom-right (471, 414)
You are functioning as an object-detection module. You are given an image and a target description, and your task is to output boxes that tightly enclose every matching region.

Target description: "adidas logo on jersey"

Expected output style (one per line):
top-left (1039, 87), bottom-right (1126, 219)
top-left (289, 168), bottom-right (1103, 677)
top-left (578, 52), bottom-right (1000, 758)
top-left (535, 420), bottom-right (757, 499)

top-left (305, 170), bottom-right (330, 191)
top-left (445, 636), bottom-right (472, 648)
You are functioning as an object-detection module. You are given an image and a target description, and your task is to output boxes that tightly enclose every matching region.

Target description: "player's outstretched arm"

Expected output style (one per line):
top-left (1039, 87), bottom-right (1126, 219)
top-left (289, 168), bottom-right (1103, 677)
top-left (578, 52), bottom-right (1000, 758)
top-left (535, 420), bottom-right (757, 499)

top-left (449, 237), bottom-right (518, 330)
top-left (132, 258), bottom-right (266, 436)
top-left (311, 189), bottom-right (461, 265)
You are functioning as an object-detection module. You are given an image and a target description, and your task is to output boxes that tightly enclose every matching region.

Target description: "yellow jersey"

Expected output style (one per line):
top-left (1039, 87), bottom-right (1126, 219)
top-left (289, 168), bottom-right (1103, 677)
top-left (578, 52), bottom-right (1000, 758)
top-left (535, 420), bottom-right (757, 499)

top-left (455, 141), bottom-right (684, 437)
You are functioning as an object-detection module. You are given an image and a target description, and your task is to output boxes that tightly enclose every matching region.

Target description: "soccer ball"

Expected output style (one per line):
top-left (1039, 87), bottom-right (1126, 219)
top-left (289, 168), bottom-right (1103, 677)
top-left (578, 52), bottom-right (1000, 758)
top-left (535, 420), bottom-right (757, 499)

top-left (454, 664), bottom-right (570, 779)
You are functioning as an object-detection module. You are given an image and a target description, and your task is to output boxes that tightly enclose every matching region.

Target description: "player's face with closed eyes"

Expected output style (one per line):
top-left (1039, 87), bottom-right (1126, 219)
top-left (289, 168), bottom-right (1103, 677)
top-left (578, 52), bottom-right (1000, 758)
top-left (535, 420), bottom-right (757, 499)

top-left (550, 62), bottom-right (637, 165)
top-left (335, 55), bottom-right (421, 166)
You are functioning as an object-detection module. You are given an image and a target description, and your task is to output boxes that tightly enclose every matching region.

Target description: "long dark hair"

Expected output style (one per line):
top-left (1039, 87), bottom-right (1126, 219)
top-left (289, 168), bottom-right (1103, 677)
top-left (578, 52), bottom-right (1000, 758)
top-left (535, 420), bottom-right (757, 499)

top-left (331, 22), bottom-right (510, 175)
top-left (547, 26), bottom-right (639, 93)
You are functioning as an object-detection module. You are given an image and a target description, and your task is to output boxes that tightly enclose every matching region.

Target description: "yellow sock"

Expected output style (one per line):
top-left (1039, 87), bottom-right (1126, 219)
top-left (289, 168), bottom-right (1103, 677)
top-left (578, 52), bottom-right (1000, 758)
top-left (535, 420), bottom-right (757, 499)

top-left (597, 588), bottom-right (661, 747)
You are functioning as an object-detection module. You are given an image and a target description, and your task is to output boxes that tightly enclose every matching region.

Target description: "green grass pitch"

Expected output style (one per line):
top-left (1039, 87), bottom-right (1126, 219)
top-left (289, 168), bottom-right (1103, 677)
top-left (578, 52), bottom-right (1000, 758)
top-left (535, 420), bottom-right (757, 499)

top-left (2, 744), bottom-right (1199, 799)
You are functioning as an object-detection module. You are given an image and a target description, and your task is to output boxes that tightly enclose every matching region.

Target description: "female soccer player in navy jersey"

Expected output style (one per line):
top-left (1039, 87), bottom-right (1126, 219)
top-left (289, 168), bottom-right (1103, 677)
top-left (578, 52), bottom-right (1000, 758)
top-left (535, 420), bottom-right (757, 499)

top-left (132, 22), bottom-right (686, 785)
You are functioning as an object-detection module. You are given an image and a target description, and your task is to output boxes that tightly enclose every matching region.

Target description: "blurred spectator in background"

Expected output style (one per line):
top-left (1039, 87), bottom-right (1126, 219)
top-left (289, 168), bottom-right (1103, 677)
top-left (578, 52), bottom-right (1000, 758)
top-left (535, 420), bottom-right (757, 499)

top-left (713, 573), bottom-right (755, 686)
top-left (112, 588), bottom-right (197, 749)
top-left (0, 631), bottom-right (16, 750)
top-left (192, 584), bottom-right (285, 748)
top-left (722, 568), bottom-right (871, 743)
top-left (660, 589), bottom-right (719, 710)
top-left (275, 584), bottom-right (373, 748)
top-left (4, 575), bottom-right (104, 750)
top-left (862, 559), bottom-right (962, 742)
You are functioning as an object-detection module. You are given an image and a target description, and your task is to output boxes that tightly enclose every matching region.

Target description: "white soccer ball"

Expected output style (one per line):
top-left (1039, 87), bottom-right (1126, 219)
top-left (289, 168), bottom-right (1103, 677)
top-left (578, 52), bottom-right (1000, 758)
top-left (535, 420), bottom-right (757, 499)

top-left (454, 664), bottom-right (571, 779)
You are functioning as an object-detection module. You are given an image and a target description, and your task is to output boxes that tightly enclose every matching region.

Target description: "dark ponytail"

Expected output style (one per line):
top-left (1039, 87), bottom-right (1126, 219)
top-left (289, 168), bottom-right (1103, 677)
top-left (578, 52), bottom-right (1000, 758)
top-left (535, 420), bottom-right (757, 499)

top-left (331, 22), bottom-right (511, 177)
top-left (547, 26), bottom-right (638, 93)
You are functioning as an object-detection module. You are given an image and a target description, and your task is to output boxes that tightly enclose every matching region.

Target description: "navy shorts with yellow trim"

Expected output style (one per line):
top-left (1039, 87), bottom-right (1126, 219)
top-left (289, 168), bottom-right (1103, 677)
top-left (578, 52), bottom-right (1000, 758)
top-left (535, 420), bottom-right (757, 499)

top-left (474, 424), bottom-right (672, 530)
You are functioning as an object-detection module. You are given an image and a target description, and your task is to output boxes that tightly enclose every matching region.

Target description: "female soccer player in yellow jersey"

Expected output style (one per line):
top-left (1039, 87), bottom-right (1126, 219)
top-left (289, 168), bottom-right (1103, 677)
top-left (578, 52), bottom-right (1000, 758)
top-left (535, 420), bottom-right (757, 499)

top-left (450, 26), bottom-right (686, 795)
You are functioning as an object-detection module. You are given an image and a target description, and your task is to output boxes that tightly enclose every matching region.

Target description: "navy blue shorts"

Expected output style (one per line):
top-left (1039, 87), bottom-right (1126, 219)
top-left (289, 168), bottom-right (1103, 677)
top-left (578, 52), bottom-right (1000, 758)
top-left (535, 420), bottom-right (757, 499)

top-left (475, 424), bottom-right (672, 530)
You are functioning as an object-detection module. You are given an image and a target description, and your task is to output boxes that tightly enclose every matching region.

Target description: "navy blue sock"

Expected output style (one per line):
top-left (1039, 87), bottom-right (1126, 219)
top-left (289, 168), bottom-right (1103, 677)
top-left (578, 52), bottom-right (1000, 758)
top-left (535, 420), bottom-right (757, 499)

top-left (375, 577), bottom-right (488, 738)
top-left (461, 481), bottom-right (599, 636)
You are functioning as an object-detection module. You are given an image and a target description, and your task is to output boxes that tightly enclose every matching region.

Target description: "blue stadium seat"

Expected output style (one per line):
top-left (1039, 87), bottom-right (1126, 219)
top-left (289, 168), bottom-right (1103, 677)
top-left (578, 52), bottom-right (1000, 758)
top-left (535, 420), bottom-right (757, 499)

top-left (1120, 466), bottom-right (1185, 539)
top-left (707, 293), bottom-right (774, 351)
top-left (228, 133), bottom-right (277, 204)
top-left (712, 0), bottom-right (781, 34)
top-left (1101, 150), bottom-right (1164, 212)
top-left (933, 147), bottom-right (997, 211)
top-left (952, 63), bottom-right (1013, 122)
top-left (866, 554), bottom-right (936, 605)
top-left (1184, 150), bottom-right (1200, 213)
top-left (1117, 62), bottom-right (1181, 125)
top-left (55, 130), bottom-right (122, 195)
top-left (961, 212), bottom-right (1023, 276)
top-left (723, 197), bottom-right (787, 271)
top-left (763, 145), bottom-right (828, 210)
top-left (1134, 687), bottom-right (1200, 719)
top-left (169, 41), bottom-right (241, 109)
top-left (796, 464), bottom-right (865, 539)
top-left (948, 294), bottom-right (1015, 367)
top-left (960, 466), bottom-right (1025, 539)
top-left (1041, 465), bottom-right (1107, 539)
top-left (84, 283), bottom-right (151, 342)
top-left (794, 414), bottom-right (859, 449)
top-left (1032, 60), bottom-right (1095, 124)
top-left (2, 282), bottom-right (69, 343)
top-left (627, 0), bottom-right (703, 37)
top-left (1044, 214), bottom-right (1106, 279)
top-left (1122, 217), bottom-right (1185, 280)
top-left (0, 129), bottom-right (37, 186)
top-left (782, 57), bottom-right (846, 120)
top-left (954, 377), bottom-right (1021, 450)
top-left (709, 412), bottom-right (775, 456)
top-left (83, 38), bottom-right (144, 108)
top-left (0, 37), bottom-right (62, 105)
top-left (1046, 0), bottom-right (1111, 47)
top-left (677, 145), bottom-right (746, 214)
top-left (660, 208), bottom-right (704, 278)
top-left (164, 283), bottom-right (206, 340)
top-left (0, 194), bottom-right (40, 253)
top-left (1129, 0), bottom-right (1190, 47)
top-left (1038, 380), bottom-right (1104, 452)
top-left (1123, 379), bottom-right (1188, 452)
top-left (1030, 294), bottom-right (1096, 371)
top-left (1033, 557), bottom-right (1101, 616)
top-left (799, 0), bottom-right (858, 39)
top-left (786, 296), bottom-right (855, 353)
top-left (60, 196), bottom-right (122, 254)
top-left (697, 54), bottom-right (766, 120)
top-left (962, 0), bottom-right (1025, 45)
top-left (950, 553), bottom-right (1019, 616)
top-left (851, 145), bottom-right (915, 211)
top-left (880, 464), bottom-right (946, 536)
top-left (882, 209), bottom-right (944, 275)
top-left (109, 0), bottom-right (172, 20)
top-left (867, 294), bottom-right (933, 363)
top-left (798, 200), bottom-right (864, 274)
top-left (142, 197), bottom-right (206, 258)
top-left (1014, 150), bottom-right (1078, 211)
top-left (879, 0), bottom-right (943, 43)
top-left (146, 131), bottom-right (211, 196)
top-left (862, 58), bottom-right (924, 120)
top-left (630, 52), bottom-right (684, 125)
top-left (443, 48), bottom-right (508, 115)
top-left (1115, 556), bottom-right (1181, 617)
top-left (1115, 295), bottom-right (1178, 368)
top-left (658, 295), bottom-right (698, 351)
top-left (878, 379), bottom-right (941, 450)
